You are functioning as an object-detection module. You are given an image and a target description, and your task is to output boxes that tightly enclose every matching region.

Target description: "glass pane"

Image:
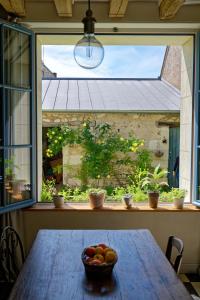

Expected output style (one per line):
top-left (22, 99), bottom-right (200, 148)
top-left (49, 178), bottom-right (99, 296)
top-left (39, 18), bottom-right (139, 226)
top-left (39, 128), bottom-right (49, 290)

top-left (3, 27), bottom-right (30, 88)
top-left (0, 151), bottom-right (3, 207)
top-left (5, 90), bottom-right (30, 145)
top-left (3, 148), bottom-right (32, 204)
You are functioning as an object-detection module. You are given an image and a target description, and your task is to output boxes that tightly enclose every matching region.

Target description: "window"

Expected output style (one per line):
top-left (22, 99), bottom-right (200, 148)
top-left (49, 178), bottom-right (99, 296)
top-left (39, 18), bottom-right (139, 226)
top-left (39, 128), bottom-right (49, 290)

top-left (0, 23), bottom-right (36, 213)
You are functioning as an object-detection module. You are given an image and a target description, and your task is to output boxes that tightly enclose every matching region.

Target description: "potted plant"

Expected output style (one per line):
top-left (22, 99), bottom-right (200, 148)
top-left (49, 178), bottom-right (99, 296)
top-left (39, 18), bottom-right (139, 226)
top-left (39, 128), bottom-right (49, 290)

top-left (88, 188), bottom-right (106, 209)
top-left (171, 188), bottom-right (186, 209)
top-left (53, 190), bottom-right (65, 208)
top-left (142, 165), bottom-right (168, 208)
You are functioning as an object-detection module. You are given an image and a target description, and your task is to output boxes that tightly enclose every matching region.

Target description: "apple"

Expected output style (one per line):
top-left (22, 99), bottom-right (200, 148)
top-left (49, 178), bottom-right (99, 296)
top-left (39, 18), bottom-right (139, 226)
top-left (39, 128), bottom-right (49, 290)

top-left (95, 246), bottom-right (104, 255)
top-left (98, 243), bottom-right (107, 249)
top-left (94, 254), bottom-right (104, 263)
top-left (105, 250), bottom-right (117, 263)
top-left (85, 247), bottom-right (96, 257)
top-left (89, 259), bottom-right (102, 265)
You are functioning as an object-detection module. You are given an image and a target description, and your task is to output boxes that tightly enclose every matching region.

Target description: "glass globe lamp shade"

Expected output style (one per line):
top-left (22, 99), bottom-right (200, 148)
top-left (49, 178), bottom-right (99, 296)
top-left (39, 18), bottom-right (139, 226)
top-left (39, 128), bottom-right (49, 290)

top-left (74, 34), bottom-right (104, 69)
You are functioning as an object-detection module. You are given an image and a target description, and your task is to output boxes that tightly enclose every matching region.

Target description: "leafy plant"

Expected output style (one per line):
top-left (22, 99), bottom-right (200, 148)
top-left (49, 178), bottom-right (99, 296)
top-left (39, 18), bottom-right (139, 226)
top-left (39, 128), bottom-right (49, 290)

top-left (52, 164), bottom-right (63, 175)
top-left (170, 188), bottom-right (186, 200)
top-left (46, 121), bottom-right (144, 186)
top-left (142, 164), bottom-right (168, 192)
top-left (87, 188), bottom-right (106, 195)
top-left (133, 188), bottom-right (148, 202)
top-left (40, 179), bottom-right (56, 202)
top-left (4, 157), bottom-right (20, 179)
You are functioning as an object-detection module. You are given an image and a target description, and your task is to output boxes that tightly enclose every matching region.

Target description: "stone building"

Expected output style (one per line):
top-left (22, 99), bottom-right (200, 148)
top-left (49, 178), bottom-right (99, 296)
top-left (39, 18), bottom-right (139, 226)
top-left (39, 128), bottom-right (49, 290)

top-left (42, 46), bottom-right (181, 187)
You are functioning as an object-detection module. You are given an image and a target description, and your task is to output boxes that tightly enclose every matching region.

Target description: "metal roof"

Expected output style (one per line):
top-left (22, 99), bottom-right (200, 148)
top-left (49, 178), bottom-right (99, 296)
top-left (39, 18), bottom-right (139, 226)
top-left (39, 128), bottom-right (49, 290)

top-left (42, 78), bottom-right (180, 112)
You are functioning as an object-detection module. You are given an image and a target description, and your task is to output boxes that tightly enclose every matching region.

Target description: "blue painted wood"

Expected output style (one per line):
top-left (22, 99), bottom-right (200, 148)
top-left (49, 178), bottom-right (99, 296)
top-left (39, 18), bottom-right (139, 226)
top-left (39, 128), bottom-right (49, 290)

top-left (168, 127), bottom-right (180, 188)
top-left (0, 21), bottom-right (36, 214)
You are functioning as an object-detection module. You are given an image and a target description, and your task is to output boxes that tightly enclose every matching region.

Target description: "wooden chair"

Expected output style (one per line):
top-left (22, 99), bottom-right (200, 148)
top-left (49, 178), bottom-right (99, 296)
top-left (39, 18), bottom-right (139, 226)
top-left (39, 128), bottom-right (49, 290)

top-left (0, 226), bottom-right (25, 299)
top-left (166, 235), bottom-right (184, 274)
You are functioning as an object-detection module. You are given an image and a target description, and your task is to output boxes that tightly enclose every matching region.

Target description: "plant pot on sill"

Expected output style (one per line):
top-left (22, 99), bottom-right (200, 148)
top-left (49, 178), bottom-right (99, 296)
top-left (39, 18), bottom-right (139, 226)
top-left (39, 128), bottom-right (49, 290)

top-left (173, 198), bottom-right (184, 209)
top-left (88, 190), bottom-right (106, 209)
top-left (53, 195), bottom-right (64, 208)
top-left (123, 194), bottom-right (132, 209)
top-left (148, 191), bottom-right (159, 209)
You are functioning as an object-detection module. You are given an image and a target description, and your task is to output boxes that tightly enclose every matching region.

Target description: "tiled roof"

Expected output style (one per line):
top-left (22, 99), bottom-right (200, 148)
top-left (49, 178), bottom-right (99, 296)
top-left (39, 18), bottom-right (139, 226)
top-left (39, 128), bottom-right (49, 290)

top-left (42, 79), bottom-right (180, 112)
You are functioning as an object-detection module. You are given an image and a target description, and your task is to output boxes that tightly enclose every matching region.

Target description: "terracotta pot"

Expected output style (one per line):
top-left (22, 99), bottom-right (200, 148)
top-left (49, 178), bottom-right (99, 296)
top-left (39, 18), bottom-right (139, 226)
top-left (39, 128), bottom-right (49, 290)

top-left (148, 191), bottom-right (159, 209)
top-left (88, 192), bottom-right (105, 209)
top-left (53, 195), bottom-right (64, 208)
top-left (173, 198), bottom-right (184, 209)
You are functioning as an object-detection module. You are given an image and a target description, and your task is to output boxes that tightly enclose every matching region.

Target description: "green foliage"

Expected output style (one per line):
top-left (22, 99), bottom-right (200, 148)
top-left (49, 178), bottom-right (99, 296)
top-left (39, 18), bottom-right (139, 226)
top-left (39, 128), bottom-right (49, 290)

top-left (87, 188), bottom-right (106, 195)
top-left (4, 157), bottom-right (20, 178)
top-left (167, 188), bottom-right (186, 200)
top-left (142, 164), bottom-right (168, 192)
top-left (40, 179), bottom-right (56, 202)
top-left (133, 188), bottom-right (148, 202)
top-left (52, 164), bottom-right (63, 175)
top-left (46, 121), bottom-right (144, 185)
top-left (135, 148), bottom-right (152, 171)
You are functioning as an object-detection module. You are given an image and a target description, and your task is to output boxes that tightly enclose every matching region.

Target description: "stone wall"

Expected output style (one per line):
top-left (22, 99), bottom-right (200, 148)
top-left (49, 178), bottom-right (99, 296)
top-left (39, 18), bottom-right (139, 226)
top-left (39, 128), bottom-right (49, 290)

top-left (43, 112), bottom-right (180, 186)
top-left (179, 38), bottom-right (194, 201)
top-left (161, 46), bottom-right (181, 90)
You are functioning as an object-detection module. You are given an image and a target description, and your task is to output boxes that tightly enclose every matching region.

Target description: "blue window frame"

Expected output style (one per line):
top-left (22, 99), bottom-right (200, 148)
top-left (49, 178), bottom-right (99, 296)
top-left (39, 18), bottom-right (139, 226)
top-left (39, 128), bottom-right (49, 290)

top-left (0, 22), bottom-right (36, 214)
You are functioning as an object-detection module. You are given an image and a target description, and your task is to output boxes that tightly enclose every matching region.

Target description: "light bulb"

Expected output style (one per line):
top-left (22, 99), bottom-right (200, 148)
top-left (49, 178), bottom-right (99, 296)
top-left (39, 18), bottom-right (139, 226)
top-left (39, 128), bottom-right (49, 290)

top-left (74, 34), bottom-right (104, 69)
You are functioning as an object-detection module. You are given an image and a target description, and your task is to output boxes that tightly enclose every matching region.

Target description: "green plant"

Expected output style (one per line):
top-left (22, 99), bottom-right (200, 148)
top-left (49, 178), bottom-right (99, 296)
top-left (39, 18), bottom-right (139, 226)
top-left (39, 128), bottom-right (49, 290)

top-left (87, 188), bottom-right (106, 195)
top-left (52, 164), bottom-right (63, 175)
top-left (159, 191), bottom-right (173, 203)
top-left (40, 179), bottom-right (56, 202)
top-left (170, 188), bottom-right (186, 199)
top-left (142, 164), bottom-right (168, 192)
top-left (133, 188), bottom-right (148, 202)
top-left (46, 121), bottom-right (144, 186)
top-left (4, 157), bottom-right (20, 179)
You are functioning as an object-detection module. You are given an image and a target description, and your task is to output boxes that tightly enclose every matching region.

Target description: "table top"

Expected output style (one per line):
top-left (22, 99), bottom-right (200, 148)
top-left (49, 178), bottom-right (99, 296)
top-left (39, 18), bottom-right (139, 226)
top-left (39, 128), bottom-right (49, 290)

top-left (9, 229), bottom-right (191, 300)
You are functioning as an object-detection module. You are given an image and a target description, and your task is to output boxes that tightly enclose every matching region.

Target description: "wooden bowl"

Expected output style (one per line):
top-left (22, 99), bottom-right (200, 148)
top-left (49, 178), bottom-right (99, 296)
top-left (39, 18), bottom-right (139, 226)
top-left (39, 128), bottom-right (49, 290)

top-left (82, 246), bottom-right (118, 277)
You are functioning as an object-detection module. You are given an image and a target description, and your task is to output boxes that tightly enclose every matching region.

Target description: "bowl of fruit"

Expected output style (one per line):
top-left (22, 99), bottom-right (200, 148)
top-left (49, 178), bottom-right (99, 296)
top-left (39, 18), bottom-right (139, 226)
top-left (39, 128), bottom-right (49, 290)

top-left (82, 244), bottom-right (118, 277)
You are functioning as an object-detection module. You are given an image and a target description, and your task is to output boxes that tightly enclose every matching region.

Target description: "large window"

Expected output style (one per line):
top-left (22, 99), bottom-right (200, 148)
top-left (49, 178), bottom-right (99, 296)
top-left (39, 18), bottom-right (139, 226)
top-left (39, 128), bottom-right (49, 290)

top-left (0, 23), bottom-right (36, 213)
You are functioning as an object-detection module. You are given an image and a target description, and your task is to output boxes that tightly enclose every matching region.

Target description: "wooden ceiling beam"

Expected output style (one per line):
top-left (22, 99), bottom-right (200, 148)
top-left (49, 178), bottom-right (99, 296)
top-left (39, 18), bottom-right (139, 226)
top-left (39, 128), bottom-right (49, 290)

top-left (0, 0), bottom-right (25, 16)
top-left (53, 0), bottom-right (72, 17)
top-left (159, 0), bottom-right (185, 20)
top-left (109, 0), bottom-right (129, 17)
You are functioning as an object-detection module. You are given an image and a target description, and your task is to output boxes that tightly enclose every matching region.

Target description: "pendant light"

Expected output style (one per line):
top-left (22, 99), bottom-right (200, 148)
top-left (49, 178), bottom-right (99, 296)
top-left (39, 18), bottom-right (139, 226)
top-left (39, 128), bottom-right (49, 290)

top-left (74, 0), bottom-right (104, 69)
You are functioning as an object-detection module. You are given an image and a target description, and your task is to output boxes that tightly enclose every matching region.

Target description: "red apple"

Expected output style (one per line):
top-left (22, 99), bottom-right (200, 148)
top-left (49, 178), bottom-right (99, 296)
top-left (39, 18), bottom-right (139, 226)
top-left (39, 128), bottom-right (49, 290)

top-left (85, 247), bottom-right (96, 257)
top-left (98, 244), bottom-right (107, 249)
top-left (89, 259), bottom-right (102, 265)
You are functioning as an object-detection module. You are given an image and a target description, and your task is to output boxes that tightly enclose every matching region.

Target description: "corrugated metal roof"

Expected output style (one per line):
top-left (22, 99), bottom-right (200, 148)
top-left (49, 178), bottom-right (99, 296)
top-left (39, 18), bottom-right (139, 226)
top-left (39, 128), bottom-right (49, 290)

top-left (42, 79), bottom-right (180, 112)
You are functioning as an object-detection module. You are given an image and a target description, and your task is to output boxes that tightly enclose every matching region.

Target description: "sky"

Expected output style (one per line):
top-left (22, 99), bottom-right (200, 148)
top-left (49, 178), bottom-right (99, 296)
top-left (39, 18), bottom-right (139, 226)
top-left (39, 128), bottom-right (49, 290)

top-left (42, 45), bottom-right (166, 78)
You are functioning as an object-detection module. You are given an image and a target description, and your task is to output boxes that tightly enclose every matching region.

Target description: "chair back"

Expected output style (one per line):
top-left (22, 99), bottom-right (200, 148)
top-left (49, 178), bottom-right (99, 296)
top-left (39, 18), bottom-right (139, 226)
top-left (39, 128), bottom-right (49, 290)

top-left (166, 235), bottom-right (184, 274)
top-left (0, 226), bottom-right (25, 282)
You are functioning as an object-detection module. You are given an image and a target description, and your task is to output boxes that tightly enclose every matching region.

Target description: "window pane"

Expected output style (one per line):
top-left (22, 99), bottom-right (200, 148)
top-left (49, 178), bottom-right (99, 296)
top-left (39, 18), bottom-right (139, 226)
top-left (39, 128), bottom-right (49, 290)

top-left (3, 148), bottom-right (32, 204)
top-left (5, 90), bottom-right (30, 145)
top-left (3, 27), bottom-right (30, 88)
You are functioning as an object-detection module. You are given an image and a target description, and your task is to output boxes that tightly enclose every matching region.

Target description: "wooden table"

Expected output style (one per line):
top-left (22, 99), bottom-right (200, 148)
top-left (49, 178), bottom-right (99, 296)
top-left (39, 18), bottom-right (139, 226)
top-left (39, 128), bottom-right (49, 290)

top-left (9, 229), bottom-right (192, 300)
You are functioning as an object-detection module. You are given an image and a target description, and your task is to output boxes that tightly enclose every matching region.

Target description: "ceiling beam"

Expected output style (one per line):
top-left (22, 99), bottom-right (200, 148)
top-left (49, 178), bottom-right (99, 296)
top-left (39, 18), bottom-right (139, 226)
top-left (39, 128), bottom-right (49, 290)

top-left (109, 0), bottom-right (129, 17)
top-left (0, 0), bottom-right (25, 16)
top-left (53, 0), bottom-right (72, 17)
top-left (159, 0), bottom-right (185, 20)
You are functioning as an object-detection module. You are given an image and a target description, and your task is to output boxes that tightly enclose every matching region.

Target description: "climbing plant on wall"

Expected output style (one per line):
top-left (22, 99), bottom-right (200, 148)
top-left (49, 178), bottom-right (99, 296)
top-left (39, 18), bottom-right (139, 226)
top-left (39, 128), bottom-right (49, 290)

top-left (46, 121), bottom-right (145, 185)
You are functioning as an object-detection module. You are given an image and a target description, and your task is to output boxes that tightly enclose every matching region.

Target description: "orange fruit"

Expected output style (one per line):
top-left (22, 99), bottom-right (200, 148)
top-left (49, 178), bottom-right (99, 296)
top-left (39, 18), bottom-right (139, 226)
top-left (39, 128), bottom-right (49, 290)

top-left (94, 254), bottom-right (104, 263)
top-left (105, 250), bottom-right (117, 263)
top-left (95, 246), bottom-right (104, 255)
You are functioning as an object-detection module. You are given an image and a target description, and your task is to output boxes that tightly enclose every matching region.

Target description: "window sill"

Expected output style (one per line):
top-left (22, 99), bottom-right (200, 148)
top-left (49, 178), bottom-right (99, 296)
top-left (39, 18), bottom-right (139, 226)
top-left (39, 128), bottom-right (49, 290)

top-left (24, 203), bottom-right (200, 212)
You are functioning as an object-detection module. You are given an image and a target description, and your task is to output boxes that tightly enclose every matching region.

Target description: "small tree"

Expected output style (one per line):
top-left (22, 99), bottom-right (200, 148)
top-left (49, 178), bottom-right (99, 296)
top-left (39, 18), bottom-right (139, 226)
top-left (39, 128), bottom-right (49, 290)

top-left (46, 121), bottom-right (145, 186)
